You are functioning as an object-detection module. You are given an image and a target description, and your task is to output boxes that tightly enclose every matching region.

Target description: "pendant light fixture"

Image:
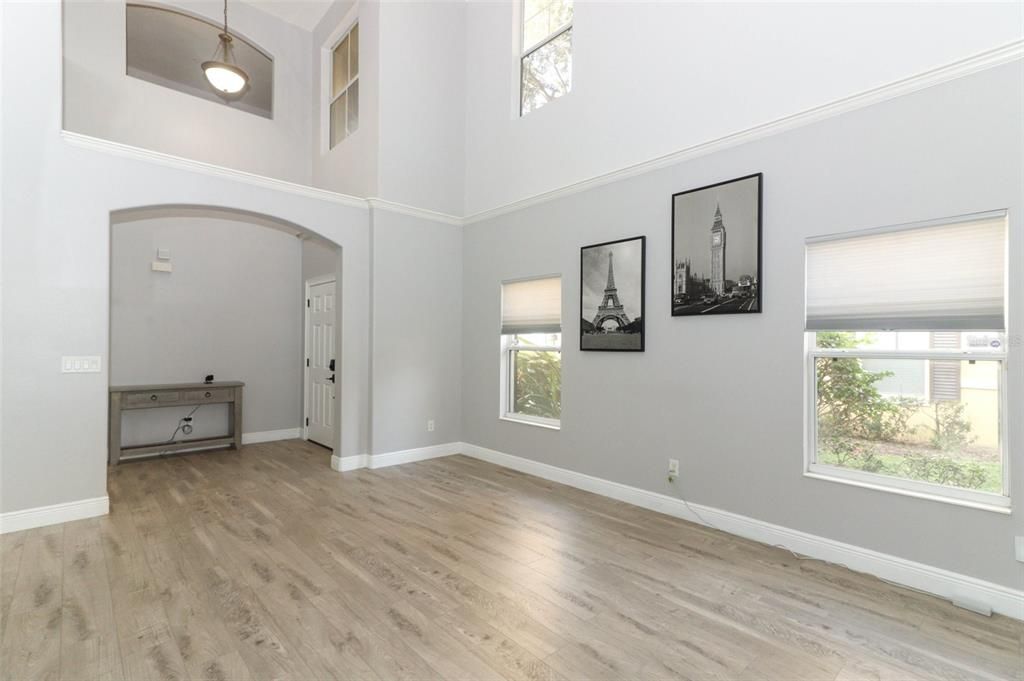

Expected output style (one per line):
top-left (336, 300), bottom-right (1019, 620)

top-left (202, 0), bottom-right (249, 95)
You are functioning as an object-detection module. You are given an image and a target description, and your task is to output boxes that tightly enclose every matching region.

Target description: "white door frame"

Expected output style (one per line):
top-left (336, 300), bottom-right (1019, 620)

top-left (303, 275), bottom-right (337, 443)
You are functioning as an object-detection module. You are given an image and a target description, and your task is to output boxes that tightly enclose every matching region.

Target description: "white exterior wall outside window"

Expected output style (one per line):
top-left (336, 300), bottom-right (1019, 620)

top-left (520, 0), bottom-right (573, 115)
top-left (804, 211), bottom-right (1009, 511)
top-left (500, 277), bottom-right (562, 428)
top-left (329, 22), bottom-right (359, 147)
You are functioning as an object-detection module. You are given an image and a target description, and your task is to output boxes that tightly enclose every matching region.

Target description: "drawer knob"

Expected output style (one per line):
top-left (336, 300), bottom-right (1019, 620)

top-left (150, 394), bottom-right (158, 401)
top-left (205, 391), bottom-right (212, 398)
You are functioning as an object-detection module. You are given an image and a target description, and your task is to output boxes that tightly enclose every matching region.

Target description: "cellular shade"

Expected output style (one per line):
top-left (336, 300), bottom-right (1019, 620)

top-left (501, 277), bottom-right (562, 335)
top-left (805, 212), bottom-right (1006, 331)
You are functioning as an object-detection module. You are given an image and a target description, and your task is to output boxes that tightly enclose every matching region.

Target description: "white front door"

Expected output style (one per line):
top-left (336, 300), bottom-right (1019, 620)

top-left (305, 279), bottom-right (336, 448)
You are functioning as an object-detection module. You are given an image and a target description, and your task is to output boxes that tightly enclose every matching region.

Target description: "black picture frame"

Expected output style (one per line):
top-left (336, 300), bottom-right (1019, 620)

top-left (671, 173), bottom-right (763, 317)
top-left (580, 235), bottom-right (646, 352)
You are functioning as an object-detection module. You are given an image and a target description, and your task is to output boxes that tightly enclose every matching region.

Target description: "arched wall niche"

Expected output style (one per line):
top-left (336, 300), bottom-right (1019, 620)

top-left (125, 3), bottom-right (275, 119)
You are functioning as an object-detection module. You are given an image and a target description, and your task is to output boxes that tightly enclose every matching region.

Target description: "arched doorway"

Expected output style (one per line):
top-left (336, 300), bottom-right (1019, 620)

top-left (107, 205), bottom-right (343, 467)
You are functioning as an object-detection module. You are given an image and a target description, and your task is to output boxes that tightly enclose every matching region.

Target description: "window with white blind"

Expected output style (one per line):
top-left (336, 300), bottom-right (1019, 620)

top-left (805, 211), bottom-right (1008, 510)
top-left (501, 276), bottom-right (562, 427)
top-left (329, 22), bottom-right (359, 148)
top-left (520, 0), bottom-right (573, 116)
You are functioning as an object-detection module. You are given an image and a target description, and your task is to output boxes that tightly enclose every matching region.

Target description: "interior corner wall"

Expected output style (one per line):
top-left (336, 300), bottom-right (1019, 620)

top-left (461, 63), bottom-right (1024, 590)
top-left (110, 216), bottom-right (303, 444)
top-left (312, 0), bottom-right (380, 198)
top-left (376, 0), bottom-right (465, 216)
top-left (370, 208), bottom-right (462, 454)
top-left (62, 0), bottom-right (314, 184)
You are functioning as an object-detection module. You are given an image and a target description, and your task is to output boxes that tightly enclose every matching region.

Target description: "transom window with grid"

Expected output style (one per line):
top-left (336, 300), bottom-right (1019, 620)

top-left (329, 22), bottom-right (359, 148)
top-left (804, 211), bottom-right (1008, 509)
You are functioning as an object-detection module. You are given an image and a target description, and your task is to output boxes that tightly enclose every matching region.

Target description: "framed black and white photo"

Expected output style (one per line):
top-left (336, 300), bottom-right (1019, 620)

top-left (671, 173), bottom-right (762, 316)
top-left (580, 236), bottom-right (645, 351)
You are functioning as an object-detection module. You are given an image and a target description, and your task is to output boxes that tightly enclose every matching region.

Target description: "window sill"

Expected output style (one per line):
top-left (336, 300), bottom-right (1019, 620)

top-left (500, 414), bottom-right (560, 431)
top-left (804, 469), bottom-right (1011, 514)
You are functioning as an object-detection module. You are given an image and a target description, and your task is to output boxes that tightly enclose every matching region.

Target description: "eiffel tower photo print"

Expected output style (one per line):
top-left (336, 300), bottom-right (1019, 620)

top-left (671, 173), bottom-right (762, 316)
top-left (580, 236), bottom-right (645, 351)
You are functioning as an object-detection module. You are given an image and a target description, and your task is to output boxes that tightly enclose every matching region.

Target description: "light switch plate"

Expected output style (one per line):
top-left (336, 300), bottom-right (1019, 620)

top-left (1015, 536), bottom-right (1024, 563)
top-left (157, 248), bottom-right (171, 260)
top-left (152, 261), bottom-right (173, 273)
top-left (62, 356), bottom-right (101, 373)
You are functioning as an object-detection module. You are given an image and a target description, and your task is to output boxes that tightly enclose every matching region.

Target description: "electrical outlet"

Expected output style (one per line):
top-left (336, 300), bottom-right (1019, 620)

top-left (1015, 536), bottom-right (1024, 563)
top-left (668, 459), bottom-right (679, 476)
top-left (427, 419), bottom-right (435, 432)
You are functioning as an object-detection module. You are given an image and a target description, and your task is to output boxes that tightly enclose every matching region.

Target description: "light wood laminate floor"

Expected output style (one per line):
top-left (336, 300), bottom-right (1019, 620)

top-left (1, 440), bottom-right (1020, 681)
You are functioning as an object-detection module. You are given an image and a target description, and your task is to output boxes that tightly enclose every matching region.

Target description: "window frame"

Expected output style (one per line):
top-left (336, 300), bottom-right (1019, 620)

top-left (804, 334), bottom-right (1010, 512)
top-left (500, 332), bottom-right (562, 429)
top-left (518, 0), bottom-right (573, 117)
top-left (324, 17), bottom-right (359, 151)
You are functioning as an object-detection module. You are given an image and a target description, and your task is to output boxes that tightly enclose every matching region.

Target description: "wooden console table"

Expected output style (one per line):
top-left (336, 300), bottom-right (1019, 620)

top-left (108, 381), bottom-right (244, 465)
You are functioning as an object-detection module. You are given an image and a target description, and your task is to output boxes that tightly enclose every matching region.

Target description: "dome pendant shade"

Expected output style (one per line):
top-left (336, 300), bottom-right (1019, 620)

top-left (202, 3), bottom-right (249, 95)
top-left (202, 54), bottom-right (248, 94)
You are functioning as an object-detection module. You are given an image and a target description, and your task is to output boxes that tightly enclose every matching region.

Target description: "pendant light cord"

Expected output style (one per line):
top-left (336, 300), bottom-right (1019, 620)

top-left (223, 0), bottom-right (228, 35)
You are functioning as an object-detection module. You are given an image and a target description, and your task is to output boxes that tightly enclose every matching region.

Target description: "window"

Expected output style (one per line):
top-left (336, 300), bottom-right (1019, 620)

top-left (805, 212), bottom-right (1008, 509)
top-left (330, 22), bottom-right (359, 147)
top-left (520, 0), bottom-right (572, 115)
top-left (501, 277), bottom-right (562, 427)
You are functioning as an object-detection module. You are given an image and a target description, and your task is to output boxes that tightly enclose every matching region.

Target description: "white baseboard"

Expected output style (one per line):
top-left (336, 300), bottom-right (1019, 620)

top-left (459, 442), bottom-right (1024, 621)
top-left (242, 428), bottom-right (301, 445)
top-left (331, 442), bottom-right (460, 473)
top-left (332, 453), bottom-right (368, 472)
top-left (0, 496), bottom-right (109, 534)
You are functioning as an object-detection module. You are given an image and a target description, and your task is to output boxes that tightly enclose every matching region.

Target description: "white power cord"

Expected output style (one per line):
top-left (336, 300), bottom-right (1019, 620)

top-left (666, 471), bottom-right (947, 605)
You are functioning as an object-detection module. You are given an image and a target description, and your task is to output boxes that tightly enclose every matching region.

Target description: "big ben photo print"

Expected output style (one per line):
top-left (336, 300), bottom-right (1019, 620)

top-left (671, 173), bottom-right (762, 316)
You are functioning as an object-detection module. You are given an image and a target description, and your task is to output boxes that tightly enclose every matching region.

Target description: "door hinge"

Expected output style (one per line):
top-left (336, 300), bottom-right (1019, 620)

top-left (307, 298), bottom-right (310, 307)
top-left (306, 358), bottom-right (309, 367)
top-left (305, 417), bottom-right (309, 426)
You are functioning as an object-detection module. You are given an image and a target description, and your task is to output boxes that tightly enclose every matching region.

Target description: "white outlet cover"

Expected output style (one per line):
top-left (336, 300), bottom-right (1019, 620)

top-left (62, 356), bottom-right (102, 373)
top-left (1015, 536), bottom-right (1024, 563)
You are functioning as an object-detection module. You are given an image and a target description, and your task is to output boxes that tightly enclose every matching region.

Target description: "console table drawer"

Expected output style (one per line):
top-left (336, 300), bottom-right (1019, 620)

top-left (123, 391), bottom-right (181, 407)
top-left (183, 388), bottom-right (232, 403)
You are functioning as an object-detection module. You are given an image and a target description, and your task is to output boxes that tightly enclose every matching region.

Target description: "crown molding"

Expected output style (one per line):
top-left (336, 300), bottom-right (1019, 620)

top-left (59, 131), bottom-right (467, 225)
top-left (61, 39), bottom-right (1022, 227)
top-left (366, 198), bottom-right (464, 226)
top-left (461, 39), bottom-right (1024, 225)
top-left (60, 130), bottom-right (369, 210)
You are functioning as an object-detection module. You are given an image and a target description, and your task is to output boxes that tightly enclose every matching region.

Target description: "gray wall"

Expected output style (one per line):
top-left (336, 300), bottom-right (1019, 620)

top-left (371, 209), bottom-right (462, 453)
top-left (303, 237), bottom-right (339, 282)
top-left (461, 63), bottom-right (1024, 590)
top-left (110, 214), bottom-right (303, 442)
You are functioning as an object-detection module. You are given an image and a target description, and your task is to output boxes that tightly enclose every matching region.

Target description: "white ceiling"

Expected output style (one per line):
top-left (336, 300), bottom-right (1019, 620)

top-left (243, 1), bottom-right (333, 31)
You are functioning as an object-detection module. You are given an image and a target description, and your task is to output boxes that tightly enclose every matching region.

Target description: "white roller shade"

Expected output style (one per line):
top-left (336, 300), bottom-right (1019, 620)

top-left (805, 212), bottom-right (1006, 331)
top-left (501, 276), bottom-right (561, 335)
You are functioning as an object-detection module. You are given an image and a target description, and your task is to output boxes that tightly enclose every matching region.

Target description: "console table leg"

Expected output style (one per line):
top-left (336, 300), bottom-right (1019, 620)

top-left (233, 388), bottom-right (244, 450)
top-left (109, 392), bottom-right (122, 466)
